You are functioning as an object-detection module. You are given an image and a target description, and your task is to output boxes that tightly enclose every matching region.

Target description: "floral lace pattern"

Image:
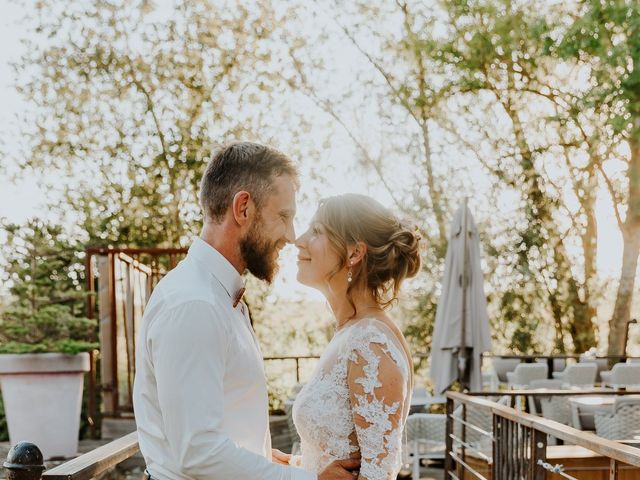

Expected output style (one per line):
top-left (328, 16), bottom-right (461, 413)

top-left (292, 318), bottom-right (411, 479)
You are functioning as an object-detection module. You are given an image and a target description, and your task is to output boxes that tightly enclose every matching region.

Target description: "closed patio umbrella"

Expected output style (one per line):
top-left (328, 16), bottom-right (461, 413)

top-left (429, 200), bottom-right (492, 394)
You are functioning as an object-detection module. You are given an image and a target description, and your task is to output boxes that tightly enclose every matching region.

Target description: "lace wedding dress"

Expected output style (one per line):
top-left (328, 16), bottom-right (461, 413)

top-left (291, 318), bottom-right (412, 480)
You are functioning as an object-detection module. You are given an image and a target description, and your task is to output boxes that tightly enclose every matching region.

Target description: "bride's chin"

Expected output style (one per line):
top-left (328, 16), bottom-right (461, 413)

top-left (296, 271), bottom-right (308, 285)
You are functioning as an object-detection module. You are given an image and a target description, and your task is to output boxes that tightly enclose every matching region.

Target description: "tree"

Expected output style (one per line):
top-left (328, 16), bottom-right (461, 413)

top-left (285, 1), bottom-right (462, 356)
top-left (424, 0), bottom-right (603, 352)
top-left (0, 219), bottom-right (97, 353)
top-left (289, 0), bottom-right (603, 353)
top-left (549, 0), bottom-right (640, 356)
top-left (13, 0), bottom-right (305, 248)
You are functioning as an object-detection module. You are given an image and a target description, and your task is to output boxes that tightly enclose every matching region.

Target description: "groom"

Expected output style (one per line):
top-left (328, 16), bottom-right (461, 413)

top-left (133, 142), bottom-right (359, 480)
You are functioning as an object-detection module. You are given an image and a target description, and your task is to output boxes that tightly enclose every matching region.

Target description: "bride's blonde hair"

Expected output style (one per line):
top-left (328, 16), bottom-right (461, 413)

top-left (316, 194), bottom-right (422, 313)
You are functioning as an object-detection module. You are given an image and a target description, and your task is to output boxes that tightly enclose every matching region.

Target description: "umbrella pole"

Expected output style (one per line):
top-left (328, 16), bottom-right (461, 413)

top-left (459, 198), bottom-right (470, 391)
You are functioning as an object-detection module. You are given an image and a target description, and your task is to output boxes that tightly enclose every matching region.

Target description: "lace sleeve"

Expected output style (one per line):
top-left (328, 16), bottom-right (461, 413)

top-left (346, 326), bottom-right (409, 480)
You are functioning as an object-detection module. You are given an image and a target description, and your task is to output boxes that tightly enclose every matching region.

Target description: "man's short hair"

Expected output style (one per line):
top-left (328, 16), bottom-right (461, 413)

top-left (199, 142), bottom-right (299, 222)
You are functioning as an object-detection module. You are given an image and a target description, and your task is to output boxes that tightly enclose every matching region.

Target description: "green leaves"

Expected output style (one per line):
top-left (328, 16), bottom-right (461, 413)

top-left (0, 219), bottom-right (97, 354)
top-left (0, 304), bottom-right (97, 355)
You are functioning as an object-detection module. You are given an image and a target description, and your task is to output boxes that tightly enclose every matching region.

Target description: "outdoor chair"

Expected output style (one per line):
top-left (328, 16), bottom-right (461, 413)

top-left (452, 395), bottom-right (510, 450)
top-left (490, 358), bottom-right (522, 384)
top-left (482, 370), bottom-right (500, 391)
top-left (506, 363), bottom-right (548, 388)
top-left (410, 386), bottom-right (433, 414)
top-left (523, 379), bottom-right (572, 445)
top-left (600, 363), bottom-right (640, 389)
top-left (536, 357), bottom-right (567, 374)
top-left (283, 398), bottom-right (300, 454)
top-left (594, 396), bottom-right (640, 440)
top-left (526, 379), bottom-right (564, 415)
top-left (404, 413), bottom-right (446, 480)
top-left (578, 356), bottom-right (610, 383)
top-left (552, 363), bottom-right (597, 387)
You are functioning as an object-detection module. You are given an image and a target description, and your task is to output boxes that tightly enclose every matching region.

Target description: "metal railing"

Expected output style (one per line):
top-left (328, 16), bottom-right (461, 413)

top-left (445, 390), bottom-right (640, 480)
top-left (85, 246), bottom-right (187, 422)
top-left (264, 355), bottom-right (321, 383)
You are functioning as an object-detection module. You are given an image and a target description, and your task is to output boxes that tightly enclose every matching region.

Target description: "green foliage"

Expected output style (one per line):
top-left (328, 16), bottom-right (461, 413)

top-left (0, 219), bottom-right (97, 354)
top-left (3, 0), bottom-right (639, 395)
top-left (0, 304), bottom-right (97, 354)
top-left (14, 0), bottom-right (304, 249)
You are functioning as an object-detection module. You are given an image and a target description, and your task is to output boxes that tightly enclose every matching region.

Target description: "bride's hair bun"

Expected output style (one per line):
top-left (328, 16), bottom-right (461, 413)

top-left (316, 194), bottom-right (422, 308)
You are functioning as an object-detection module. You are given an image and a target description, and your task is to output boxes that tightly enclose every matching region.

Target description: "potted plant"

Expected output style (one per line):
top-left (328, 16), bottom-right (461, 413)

top-left (0, 220), bottom-right (98, 459)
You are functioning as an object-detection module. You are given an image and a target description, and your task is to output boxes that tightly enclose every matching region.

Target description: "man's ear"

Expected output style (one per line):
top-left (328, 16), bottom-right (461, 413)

top-left (347, 241), bottom-right (367, 266)
top-left (231, 191), bottom-right (254, 226)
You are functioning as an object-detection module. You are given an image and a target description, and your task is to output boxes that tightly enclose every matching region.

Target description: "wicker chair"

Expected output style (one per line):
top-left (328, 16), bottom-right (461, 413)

top-left (539, 396), bottom-right (573, 426)
top-left (405, 413), bottom-right (446, 480)
top-left (578, 356), bottom-right (610, 383)
top-left (536, 357), bottom-right (567, 374)
top-left (491, 358), bottom-right (522, 385)
top-left (552, 363), bottom-right (598, 387)
top-left (594, 396), bottom-right (640, 440)
top-left (526, 379), bottom-right (564, 415)
top-left (506, 363), bottom-right (548, 388)
top-left (600, 363), bottom-right (640, 389)
top-left (452, 396), bottom-right (510, 451)
top-left (283, 399), bottom-right (300, 454)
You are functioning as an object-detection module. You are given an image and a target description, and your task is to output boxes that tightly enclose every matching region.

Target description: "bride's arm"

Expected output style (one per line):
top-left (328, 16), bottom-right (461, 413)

top-left (346, 339), bottom-right (408, 480)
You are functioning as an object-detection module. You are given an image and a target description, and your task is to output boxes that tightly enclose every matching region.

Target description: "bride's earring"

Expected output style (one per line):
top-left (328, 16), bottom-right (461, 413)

top-left (347, 261), bottom-right (353, 283)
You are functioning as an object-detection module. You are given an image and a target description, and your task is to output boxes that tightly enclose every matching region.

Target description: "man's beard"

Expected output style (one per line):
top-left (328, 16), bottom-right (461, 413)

top-left (240, 220), bottom-right (280, 283)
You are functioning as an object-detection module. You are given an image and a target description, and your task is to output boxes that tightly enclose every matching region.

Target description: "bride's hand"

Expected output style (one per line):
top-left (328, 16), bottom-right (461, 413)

top-left (318, 458), bottom-right (360, 480)
top-left (272, 448), bottom-right (292, 465)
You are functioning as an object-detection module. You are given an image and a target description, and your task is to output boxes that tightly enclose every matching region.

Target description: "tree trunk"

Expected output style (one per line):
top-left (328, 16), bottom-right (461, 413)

top-left (507, 102), bottom-right (596, 351)
top-left (607, 227), bottom-right (640, 355)
top-left (608, 134), bottom-right (640, 355)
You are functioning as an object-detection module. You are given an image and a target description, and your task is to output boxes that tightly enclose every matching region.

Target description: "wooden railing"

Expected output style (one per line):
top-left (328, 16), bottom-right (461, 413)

top-left (445, 391), bottom-right (640, 480)
top-left (3, 432), bottom-right (139, 480)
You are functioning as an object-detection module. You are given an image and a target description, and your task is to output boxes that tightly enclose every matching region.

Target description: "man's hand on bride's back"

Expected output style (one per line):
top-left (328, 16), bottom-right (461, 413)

top-left (318, 458), bottom-right (360, 479)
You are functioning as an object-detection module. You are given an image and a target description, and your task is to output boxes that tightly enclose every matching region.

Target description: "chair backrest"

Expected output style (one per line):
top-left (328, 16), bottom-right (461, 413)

top-left (412, 386), bottom-right (429, 400)
top-left (512, 363), bottom-right (548, 385)
top-left (539, 396), bottom-right (572, 425)
top-left (491, 358), bottom-right (522, 382)
top-left (579, 356), bottom-right (609, 382)
top-left (563, 363), bottom-right (598, 386)
top-left (614, 395), bottom-right (640, 412)
top-left (611, 363), bottom-right (640, 387)
top-left (453, 395), bottom-right (510, 447)
top-left (529, 379), bottom-right (564, 389)
top-left (406, 413), bottom-right (446, 442)
top-left (536, 358), bottom-right (566, 372)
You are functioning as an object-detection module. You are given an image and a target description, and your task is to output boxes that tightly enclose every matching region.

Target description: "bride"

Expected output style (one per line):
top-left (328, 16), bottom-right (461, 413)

top-left (287, 193), bottom-right (421, 479)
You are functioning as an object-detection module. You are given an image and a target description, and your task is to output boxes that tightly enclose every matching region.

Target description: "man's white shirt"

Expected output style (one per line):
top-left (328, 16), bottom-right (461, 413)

top-left (133, 237), bottom-right (315, 480)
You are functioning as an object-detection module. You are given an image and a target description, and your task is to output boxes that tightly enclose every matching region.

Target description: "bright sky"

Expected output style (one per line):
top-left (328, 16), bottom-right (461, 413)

top-left (0, 0), bottom-right (628, 313)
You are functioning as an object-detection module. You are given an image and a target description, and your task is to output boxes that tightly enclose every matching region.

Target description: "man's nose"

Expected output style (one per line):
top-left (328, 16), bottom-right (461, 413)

top-left (285, 221), bottom-right (296, 244)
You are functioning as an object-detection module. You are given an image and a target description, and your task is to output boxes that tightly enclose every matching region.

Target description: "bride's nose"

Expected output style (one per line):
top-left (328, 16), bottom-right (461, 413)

top-left (295, 231), bottom-right (308, 248)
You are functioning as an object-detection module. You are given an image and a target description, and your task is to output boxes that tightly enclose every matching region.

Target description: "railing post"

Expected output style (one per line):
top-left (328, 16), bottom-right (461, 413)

top-left (492, 414), bottom-right (500, 480)
top-left (87, 348), bottom-right (99, 439)
top-left (610, 458), bottom-right (618, 479)
top-left (461, 402), bottom-right (467, 478)
top-left (530, 429), bottom-right (546, 480)
top-left (444, 396), bottom-right (454, 477)
top-left (3, 442), bottom-right (45, 480)
top-left (295, 358), bottom-right (300, 383)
